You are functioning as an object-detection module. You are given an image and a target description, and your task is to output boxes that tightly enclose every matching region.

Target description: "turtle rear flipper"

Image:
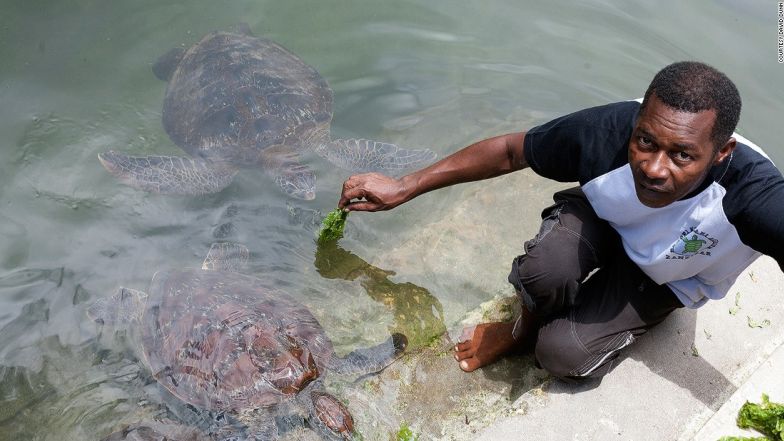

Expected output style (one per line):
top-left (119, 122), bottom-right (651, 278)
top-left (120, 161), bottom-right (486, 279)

top-left (202, 242), bottom-right (250, 272)
top-left (327, 333), bottom-right (407, 376)
top-left (299, 387), bottom-right (354, 441)
top-left (98, 151), bottom-right (237, 195)
top-left (317, 139), bottom-right (437, 177)
top-left (87, 287), bottom-right (147, 326)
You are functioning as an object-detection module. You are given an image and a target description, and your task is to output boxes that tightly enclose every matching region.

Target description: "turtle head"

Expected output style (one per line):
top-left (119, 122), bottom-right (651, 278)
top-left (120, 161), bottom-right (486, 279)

top-left (274, 166), bottom-right (316, 200)
top-left (229, 22), bottom-right (254, 36)
top-left (390, 332), bottom-right (408, 355)
top-left (152, 47), bottom-right (186, 81)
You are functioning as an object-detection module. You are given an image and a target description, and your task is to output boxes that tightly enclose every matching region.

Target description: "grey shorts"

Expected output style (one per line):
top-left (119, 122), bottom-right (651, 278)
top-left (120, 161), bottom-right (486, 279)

top-left (508, 187), bottom-right (683, 379)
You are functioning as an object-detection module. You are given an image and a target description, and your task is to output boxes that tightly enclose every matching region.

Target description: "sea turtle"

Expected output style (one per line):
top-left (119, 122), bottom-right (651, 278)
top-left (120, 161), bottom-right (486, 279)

top-left (89, 242), bottom-right (407, 440)
top-left (98, 26), bottom-right (436, 200)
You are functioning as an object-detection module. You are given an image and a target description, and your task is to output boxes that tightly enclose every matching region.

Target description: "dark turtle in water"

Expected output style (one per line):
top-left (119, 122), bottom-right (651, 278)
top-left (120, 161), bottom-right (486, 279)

top-left (89, 243), bottom-right (407, 440)
top-left (98, 26), bottom-right (436, 200)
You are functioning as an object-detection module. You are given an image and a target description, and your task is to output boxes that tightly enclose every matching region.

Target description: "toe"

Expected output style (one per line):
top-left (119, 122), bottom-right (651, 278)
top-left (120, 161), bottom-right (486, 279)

top-left (454, 340), bottom-right (473, 353)
top-left (459, 358), bottom-right (483, 372)
top-left (454, 343), bottom-right (475, 362)
top-left (454, 349), bottom-right (471, 361)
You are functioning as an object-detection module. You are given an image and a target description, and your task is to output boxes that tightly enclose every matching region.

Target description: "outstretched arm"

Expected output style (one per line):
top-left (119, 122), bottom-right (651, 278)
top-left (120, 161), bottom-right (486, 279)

top-left (338, 132), bottom-right (528, 211)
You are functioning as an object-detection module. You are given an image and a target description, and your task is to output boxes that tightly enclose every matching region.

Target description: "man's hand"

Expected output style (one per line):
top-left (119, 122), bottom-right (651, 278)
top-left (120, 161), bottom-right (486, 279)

top-left (338, 173), bottom-right (409, 212)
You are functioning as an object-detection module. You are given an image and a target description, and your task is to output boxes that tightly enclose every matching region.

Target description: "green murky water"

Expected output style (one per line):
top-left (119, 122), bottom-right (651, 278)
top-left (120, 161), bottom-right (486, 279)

top-left (1, 0), bottom-right (781, 439)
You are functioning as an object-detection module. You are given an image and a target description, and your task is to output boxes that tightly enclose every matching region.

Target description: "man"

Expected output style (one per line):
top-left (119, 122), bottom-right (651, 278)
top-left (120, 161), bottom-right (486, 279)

top-left (338, 62), bottom-right (784, 381)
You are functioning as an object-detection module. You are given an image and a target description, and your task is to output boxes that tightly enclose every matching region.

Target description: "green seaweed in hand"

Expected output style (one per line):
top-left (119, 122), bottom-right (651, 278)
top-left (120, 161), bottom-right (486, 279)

top-left (318, 208), bottom-right (349, 243)
top-left (720, 394), bottom-right (784, 441)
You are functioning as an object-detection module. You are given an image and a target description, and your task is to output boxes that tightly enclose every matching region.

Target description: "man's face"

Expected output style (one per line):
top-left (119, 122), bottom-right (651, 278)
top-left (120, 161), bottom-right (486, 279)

top-left (628, 93), bottom-right (735, 208)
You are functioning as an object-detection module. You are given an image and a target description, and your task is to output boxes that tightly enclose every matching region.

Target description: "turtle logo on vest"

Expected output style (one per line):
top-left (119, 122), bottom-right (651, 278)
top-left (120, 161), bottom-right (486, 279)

top-left (666, 227), bottom-right (719, 260)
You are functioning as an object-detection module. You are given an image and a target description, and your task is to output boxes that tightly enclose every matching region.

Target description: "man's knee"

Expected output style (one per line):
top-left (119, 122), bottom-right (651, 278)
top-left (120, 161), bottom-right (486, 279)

top-left (515, 250), bottom-right (580, 296)
top-left (509, 251), bottom-right (581, 315)
top-left (534, 319), bottom-right (632, 380)
top-left (534, 321), bottom-right (588, 379)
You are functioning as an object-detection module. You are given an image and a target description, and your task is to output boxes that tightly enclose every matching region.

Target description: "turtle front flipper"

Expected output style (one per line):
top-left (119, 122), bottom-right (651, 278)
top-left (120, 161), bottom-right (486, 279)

top-left (100, 418), bottom-right (210, 441)
top-left (296, 382), bottom-right (355, 441)
top-left (202, 242), bottom-right (250, 272)
top-left (328, 333), bottom-right (408, 376)
top-left (98, 151), bottom-right (238, 195)
top-left (87, 287), bottom-right (147, 326)
top-left (231, 407), bottom-right (280, 441)
top-left (316, 139), bottom-right (437, 177)
top-left (259, 145), bottom-right (316, 200)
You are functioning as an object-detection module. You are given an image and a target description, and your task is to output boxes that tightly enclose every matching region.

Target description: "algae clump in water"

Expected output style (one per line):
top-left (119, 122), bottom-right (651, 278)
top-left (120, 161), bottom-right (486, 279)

top-left (317, 208), bottom-right (349, 243)
top-left (719, 394), bottom-right (784, 441)
top-left (396, 423), bottom-right (420, 441)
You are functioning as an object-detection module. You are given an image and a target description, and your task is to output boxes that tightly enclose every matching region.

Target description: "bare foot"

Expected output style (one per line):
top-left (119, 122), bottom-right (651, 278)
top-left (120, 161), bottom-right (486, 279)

top-left (453, 321), bottom-right (520, 372)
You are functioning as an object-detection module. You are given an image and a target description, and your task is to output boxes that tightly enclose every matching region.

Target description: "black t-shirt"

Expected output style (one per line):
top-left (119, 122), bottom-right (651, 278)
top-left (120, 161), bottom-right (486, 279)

top-left (522, 100), bottom-right (784, 307)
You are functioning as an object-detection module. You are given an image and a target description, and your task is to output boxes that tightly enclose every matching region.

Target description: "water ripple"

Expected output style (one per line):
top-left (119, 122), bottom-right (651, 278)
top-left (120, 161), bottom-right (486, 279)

top-left (467, 63), bottom-right (554, 76)
top-left (363, 22), bottom-right (474, 43)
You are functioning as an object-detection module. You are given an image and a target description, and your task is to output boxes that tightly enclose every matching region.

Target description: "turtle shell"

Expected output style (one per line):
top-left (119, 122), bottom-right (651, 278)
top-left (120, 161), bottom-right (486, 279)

top-left (141, 268), bottom-right (334, 411)
top-left (162, 32), bottom-right (334, 165)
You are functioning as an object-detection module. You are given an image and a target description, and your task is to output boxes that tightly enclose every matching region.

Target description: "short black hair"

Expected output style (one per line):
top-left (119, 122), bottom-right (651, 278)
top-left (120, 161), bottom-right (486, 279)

top-left (641, 61), bottom-right (741, 151)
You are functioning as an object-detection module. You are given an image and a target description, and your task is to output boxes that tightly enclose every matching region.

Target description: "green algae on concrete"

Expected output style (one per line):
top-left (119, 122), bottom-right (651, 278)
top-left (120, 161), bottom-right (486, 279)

top-left (461, 294), bottom-right (521, 327)
top-left (747, 316), bottom-right (772, 329)
top-left (730, 291), bottom-right (742, 316)
top-left (719, 394), bottom-right (784, 441)
top-left (314, 240), bottom-right (446, 349)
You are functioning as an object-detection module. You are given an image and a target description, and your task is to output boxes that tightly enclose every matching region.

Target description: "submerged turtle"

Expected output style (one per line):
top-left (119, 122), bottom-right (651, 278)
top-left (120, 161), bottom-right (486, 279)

top-left (89, 242), bottom-right (407, 440)
top-left (98, 26), bottom-right (436, 199)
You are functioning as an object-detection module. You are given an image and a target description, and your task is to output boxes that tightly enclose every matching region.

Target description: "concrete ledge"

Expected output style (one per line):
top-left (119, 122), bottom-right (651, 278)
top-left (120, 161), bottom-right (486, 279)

top-left (475, 255), bottom-right (784, 441)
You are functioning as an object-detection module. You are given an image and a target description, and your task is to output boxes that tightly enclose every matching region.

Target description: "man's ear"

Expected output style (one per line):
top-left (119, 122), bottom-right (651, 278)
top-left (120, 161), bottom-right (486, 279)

top-left (713, 137), bottom-right (736, 165)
